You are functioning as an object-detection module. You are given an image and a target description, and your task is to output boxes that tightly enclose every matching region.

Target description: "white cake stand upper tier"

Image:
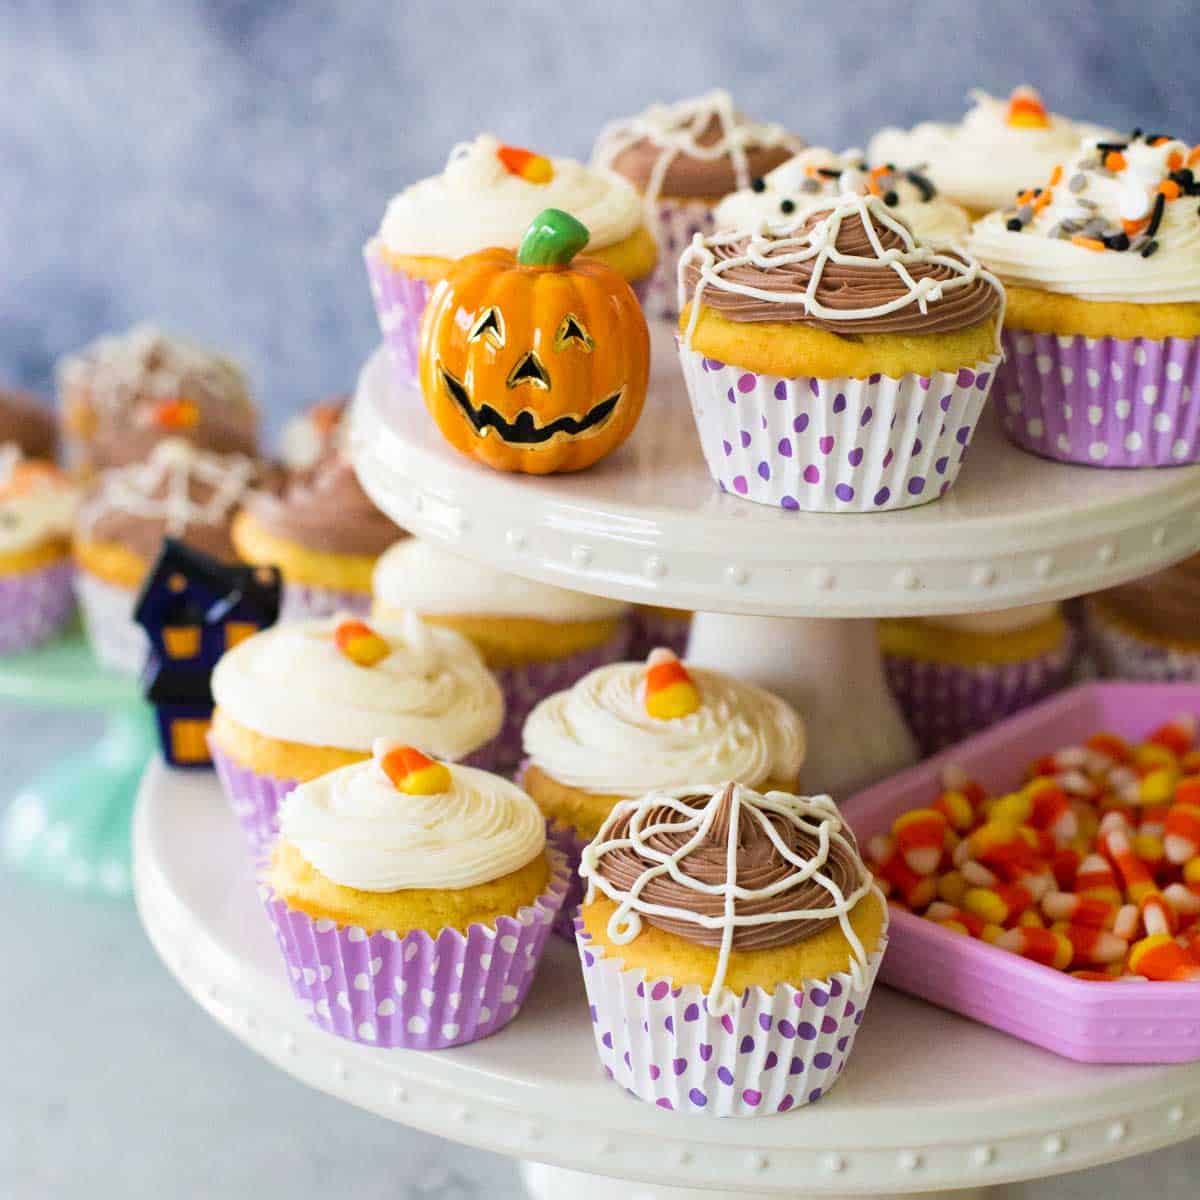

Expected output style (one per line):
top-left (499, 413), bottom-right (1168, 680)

top-left (351, 323), bottom-right (1200, 619)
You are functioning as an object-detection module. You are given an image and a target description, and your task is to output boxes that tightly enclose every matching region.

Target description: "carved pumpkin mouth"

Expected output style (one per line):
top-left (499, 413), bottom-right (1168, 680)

top-left (438, 364), bottom-right (622, 447)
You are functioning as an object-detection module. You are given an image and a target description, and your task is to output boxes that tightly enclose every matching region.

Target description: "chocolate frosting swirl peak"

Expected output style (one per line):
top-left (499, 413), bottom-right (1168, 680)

top-left (680, 192), bottom-right (1003, 336)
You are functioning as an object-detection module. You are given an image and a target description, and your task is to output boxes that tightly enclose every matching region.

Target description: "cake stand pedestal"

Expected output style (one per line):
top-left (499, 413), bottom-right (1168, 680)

top-left (0, 624), bottom-right (152, 896)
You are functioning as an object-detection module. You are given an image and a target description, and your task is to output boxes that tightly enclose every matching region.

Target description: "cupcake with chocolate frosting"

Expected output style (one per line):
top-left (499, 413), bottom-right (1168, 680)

top-left (577, 782), bottom-right (887, 1115)
top-left (73, 439), bottom-right (260, 673)
top-left (1084, 556), bottom-right (1200, 682)
top-left (880, 603), bottom-right (1076, 753)
top-left (56, 324), bottom-right (258, 472)
top-left (593, 91), bottom-right (804, 317)
top-left (233, 399), bottom-right (405, 620)
top-left (970, 130), bottom-right (1200, 467)
top-left (0, 386), bottom-right (57, 461)
top-left (678, 189), bottom-right (1004, 511)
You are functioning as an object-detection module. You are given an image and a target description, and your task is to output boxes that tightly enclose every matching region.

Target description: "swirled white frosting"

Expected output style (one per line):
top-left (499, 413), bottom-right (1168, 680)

top-left (869, 89), bottom-right (1114, 214)
top-left (280, 758), bottom-right (545, 892)
top-left (522, 661), bottom-right (805, 796)
top-left (375, 133), bottom-right (643, 259)
top-left (917, 602), bottom-right (1059, 636)
top-left (373, 538), bottom-right (629, 622)
top-left (0, 445), bottom-right (79, 555)
top-left (715, 148), bottom-right (971, 247)
top-left (968, 133), bottom-right (1200, 303)
top-left (212, 611), bottom-right (503, 757)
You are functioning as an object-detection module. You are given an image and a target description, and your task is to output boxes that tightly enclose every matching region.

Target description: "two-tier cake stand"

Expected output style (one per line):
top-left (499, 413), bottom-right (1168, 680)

top-left (134, 324), bottom-right (1200, 1198)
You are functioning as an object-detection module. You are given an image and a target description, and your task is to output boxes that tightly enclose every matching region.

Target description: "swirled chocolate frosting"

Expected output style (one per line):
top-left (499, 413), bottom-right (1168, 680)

top-left (1094, 553), bottom-right (1200, 643)
top-left (0, 388), bottom-right (56, 460)
top-left (682, 203), bottom-right (1001, 335)
top-left (590, 783), bottom-right (869, 951)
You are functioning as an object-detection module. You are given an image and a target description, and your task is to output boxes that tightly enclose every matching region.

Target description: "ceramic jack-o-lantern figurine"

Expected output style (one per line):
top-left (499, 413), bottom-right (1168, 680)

top-left (419, 208), bottom-right (650, 474)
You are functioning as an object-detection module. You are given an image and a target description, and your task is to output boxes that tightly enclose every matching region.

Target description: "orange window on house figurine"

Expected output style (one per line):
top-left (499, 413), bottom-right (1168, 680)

top-left (225, 621), bottom-right (258, 650)
top-left (170, 718), bottom-right (212, 764)
top-left (163, 625), bottom-right (201, 659)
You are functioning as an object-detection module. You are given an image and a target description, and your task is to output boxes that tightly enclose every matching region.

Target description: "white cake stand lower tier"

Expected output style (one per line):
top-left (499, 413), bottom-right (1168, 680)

top-left (135, 761), bottom-right (1200, 1199)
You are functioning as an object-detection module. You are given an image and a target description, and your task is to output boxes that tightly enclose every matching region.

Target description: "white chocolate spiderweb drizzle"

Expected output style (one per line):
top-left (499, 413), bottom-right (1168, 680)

top-left (581, 783), bottom-right (878, 1011)
top-left (679, 190), bottom-right (1005, 348)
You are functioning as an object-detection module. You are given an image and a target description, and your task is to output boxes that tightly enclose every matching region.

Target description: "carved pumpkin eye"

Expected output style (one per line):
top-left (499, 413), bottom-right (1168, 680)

top-left (554, 313), bottom-right (593, 353)
top-left (468, 306), bottom-right (506, 348)
top-left (506, 350), bottom-right (551, 390)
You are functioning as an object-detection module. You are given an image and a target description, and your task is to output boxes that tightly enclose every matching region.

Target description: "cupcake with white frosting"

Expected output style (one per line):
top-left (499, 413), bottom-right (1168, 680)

top-left (880, 603), bottom-right (1076, 753)
top-left (522, 648), bottom-right (804, 936)
top-left (715, 147), bottom-right (970, 247)
top-left (373, 538), bottom-right (631, 772)
top-left (970, 130), bottom-right (1200, 467)
top-left (365, 134), bottom-right (655, 385)
top-left (576, 782), bottom-right (887, 1115)
top-left (868, 87), bottom-right (1114, 218)
top-left (209, 610), bottom-right (504, 855)
top-left (593, 91), bottom-right (804, 318)
top-left (263, 739), bottom-right (567, 1048)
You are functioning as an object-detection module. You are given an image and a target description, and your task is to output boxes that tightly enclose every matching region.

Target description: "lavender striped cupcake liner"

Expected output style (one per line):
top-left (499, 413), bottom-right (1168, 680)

top-left (1083, 601), bottom-right (1200, 682)
top-left (680, 344), bottom-right (1000, 512)
top-left (884, 629), bottom-right (1077, 755)
top-left (996, 328), bottom-right (1200, 467)
top-left (261, 846), bottom-right (568, 1048)
top-left (629, 605), bottom-right (692, 660)
top-left (364, 241), bottom-right (431, 390)
top-left (0, 559), bottom-right (74, 655)
top-left (644, 198), bottom-right (717, 320)
top-left (576, 910), bottom-right (887, 1116)
top-left (279, 581), bottom-right (372, 623)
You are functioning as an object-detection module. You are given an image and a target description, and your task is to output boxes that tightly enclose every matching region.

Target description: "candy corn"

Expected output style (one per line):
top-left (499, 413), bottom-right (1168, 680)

top-left (377, 743), bottom-right (452, 796)
top-left (152, 397), bottom-right (200, 430)
top-left (1005, 86), bottom-right (1051, 129)
top-left (893, 808), bottom-right (948, 876)
top-left (643, 649), bottom-right (701, 720)
top-left (496, 143), bottom-right (554, 184)
top-left (1053, 922), bottom-right (1128, 967)
top-left (334, 617), bottom-right (391, 667)
top-left (1164, 802), bottom-right (1200, 864)
top-left (1128, 934), bottom-right (1200, 981)
top-left (994, 927), bottom-right (1073, 970)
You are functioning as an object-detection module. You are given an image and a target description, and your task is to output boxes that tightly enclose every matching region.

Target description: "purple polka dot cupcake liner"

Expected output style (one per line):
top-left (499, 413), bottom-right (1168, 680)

top-left (575, 910), bottom-right (887, 1117)
top-left (883, 628), bottom-right (1076, 755)
top-left (279, 581), bottom-right (372, 623)
top-left (544, 819), bottom-right (590, 942)
top-left (364, 240), bottom-right (432, 390)
top-left (261, 846), bottom-right (568, 1049)
top-left (628, 605), bottom-right (692, 660)
top-left (644, 198), bottom-right (717, 320)
top-left (995, 328), bottom-right (1200, 467)
top-left (679, 345), bottom-right (1000, 513)
top-left (1083, 601), bottom-right (1200, 683)
top-left (0, 558), bottom-right (74, 655)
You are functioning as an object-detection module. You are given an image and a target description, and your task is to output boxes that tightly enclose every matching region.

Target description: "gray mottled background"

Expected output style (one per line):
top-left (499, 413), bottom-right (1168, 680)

top-left (3, 0), bottom-right (1197, 441)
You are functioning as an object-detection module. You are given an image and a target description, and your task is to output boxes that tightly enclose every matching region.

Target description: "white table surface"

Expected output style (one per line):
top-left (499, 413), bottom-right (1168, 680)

top-left (3, 703), bottom-right (1198, 1200)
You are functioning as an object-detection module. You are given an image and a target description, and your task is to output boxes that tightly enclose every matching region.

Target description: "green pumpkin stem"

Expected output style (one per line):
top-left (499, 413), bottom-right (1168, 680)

top-left (517, 208), bottom-right (590, 268)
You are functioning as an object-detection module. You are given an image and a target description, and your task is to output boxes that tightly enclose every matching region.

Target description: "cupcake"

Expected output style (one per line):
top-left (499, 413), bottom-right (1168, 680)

top-left (263, 739), bottom-right (567, 1048)
top-left (1084, 556), bottom-right (1200, 681)
top-left (0, 385), bottom-right (57, 460)
top-left (365, 134), bottom-right (655, 385)
top-left (72, 439), bottom-right (261, 674)
top-left (970, 131), bottom-right (1200, 468)
top-left (278, 396), bottom-right (345, 470)
top-left (715, 147), bottom-right (970, 247)
top-left (868, 86), bottom-right (1115, 218)
top-left (593, 90), bottom-right (804, 318)
top-left (56, 324), bottom-right (258, 472)
top-left (522, 649), bottom-right (805, 937)
top-left (233, 401), bottom-right (406, 621)
top-left (0, 446), bottom-right (78, 653)
top-left (628, 605), bottom-right (692, 660)
top-left (577, 782), bottom-right (887, 1115)
top-left (209, 610), bottom-right (504, 856)
top-left (677, 190), bottom-right (1004, 512)
top-left (372, 538), bottom-right (631, 773)
top-left (880, 603), bottom-right (1076, 753)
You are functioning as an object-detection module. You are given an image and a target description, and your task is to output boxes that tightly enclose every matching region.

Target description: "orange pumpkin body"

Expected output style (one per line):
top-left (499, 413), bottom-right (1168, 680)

top-left (419, 243), bottom-right (650, 474)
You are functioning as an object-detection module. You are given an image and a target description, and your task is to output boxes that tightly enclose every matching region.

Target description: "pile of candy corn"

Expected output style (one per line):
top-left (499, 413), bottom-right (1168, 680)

top-left (866, 715), bottom-right (1200, 982)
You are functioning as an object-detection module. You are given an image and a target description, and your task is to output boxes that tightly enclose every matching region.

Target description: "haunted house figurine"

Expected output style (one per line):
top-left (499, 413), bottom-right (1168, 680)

top-left (134, 538), bottom-right (281, 767)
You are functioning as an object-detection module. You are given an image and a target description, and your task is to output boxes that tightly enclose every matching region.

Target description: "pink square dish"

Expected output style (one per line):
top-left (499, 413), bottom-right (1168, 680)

top-left (842, 681), bottom-right (1200, 1064)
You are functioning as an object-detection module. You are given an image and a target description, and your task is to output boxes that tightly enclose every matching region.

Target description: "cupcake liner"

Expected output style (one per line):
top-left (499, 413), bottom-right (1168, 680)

top-left (0, 559), bottom-right (74, 655)
top-left (545, 820), bottom-right (590, 942)
top-left (644, 198), bottom-right (717, 320)
top-left (209, 739), bottom-right (296, 860)
top-left (576, 911), bottom-right (887, 1116)
top-left (629, 605), bottom-right (692, 660)
top-left (261, 847), bottom-right (569, 1048)
top-left (995, 329), bottom-right (1200, 467)
top-left (1084, 602), bottom-right (1200, 682)
top-left (364, 241), bottom-right (431, 390)
top-left (75, 569), bottom-right (147, 676)
top-left (489, 623), bottom-right (633, 775)
top-left (279, 581), bottom-right (372, 623)
top-left (884, 628), bottom-right (1077, 754)
top-left (679, 344), bottom-right (1000, 512)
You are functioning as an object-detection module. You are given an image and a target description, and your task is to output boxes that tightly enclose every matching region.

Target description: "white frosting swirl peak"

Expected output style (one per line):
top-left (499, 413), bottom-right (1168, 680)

top-left (212, 611), bottom-right (504, 757)
top-left (282, 758), bottom-right (545, 892)
top-left (522, 660), bottom-right (805, 796)
top-left (0, 445), bottom-right (78, 554)
top-left (375, 133), bottom-right (642, 259)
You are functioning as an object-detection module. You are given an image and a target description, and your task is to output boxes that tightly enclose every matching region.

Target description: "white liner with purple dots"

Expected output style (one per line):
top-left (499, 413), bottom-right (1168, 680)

top-left (644, 198), bottom-right (719, 320)
top-left (679, 345), bottom-right (1000, 513)
top-left (575, 912), bottom-right (886, 1117)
